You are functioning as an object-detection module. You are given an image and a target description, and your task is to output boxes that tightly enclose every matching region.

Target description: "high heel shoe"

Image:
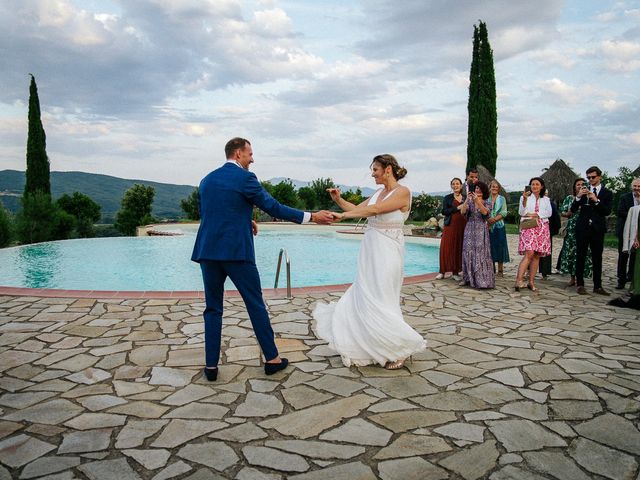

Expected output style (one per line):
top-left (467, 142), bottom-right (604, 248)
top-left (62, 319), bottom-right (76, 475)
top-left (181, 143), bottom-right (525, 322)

top-left (514, 282), bottom-right (526, 292)
top-left (385, 356), bottom-right (412, 370)
top-left (527, 284), bottom-right (538, 292)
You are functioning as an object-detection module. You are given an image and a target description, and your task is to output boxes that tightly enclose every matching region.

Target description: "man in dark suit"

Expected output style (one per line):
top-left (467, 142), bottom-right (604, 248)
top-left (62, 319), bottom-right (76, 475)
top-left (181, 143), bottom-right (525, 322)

top-left (571, 166), bottom-right (613, 295)
top-left (615, 178), bottom-right (640, 289)
top-left (191, 137), bottom-right (334, 381)
top-left (465, 167), bottom-right (478, 195)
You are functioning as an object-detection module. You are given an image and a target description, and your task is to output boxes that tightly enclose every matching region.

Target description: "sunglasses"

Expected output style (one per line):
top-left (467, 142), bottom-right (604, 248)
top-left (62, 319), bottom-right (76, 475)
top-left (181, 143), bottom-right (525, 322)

top-left (586, 175), bottom-right (598, 179)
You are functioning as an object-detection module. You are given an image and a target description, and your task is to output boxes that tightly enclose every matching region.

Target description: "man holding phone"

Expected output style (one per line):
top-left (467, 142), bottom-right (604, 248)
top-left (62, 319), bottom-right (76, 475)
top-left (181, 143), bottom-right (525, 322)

top-left (570, 166), bottom-right (613, 295)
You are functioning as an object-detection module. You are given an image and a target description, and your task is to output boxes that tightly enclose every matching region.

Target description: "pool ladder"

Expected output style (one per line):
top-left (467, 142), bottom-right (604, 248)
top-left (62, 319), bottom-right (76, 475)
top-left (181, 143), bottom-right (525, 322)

top-left (274, 248), bottom-right (292, 299)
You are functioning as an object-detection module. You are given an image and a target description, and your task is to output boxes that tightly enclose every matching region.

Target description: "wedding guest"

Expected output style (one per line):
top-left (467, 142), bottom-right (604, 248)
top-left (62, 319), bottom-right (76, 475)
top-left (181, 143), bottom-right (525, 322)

top-left (557, 178), bottom-right (592, 286)
top-left (465, 167), bottom-right (478, 195)
top-left (609, 205), bottom-right (640, 309)
top-left (460, 181), bottom-right (494, 289)
top-left (487, 179), bottom-right (510, 277)
top-left (436, 177), bottom-right (467, 280)
top-left (571, 166), bottom-right (613, 295)
top-left (539, 192), bottom-right (561, 279)
top-left (615, 178), bottom-right (640, 289)
top-left (515, 177), bottom-right (552, 292)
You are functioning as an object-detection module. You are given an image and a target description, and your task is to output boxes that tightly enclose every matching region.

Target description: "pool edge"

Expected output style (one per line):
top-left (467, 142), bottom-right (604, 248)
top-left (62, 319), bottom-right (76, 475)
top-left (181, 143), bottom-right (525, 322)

top-left (0, 273), bottom-right (438, 299)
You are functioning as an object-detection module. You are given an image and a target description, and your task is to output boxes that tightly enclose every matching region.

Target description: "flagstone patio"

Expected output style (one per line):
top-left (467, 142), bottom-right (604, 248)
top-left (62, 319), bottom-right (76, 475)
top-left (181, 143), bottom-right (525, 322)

top-left (0, 243), bottom-right (638, 479)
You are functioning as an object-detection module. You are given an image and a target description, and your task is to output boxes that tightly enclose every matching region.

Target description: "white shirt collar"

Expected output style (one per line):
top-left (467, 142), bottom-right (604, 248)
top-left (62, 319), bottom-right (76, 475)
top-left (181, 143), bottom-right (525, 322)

top-left (226, 159), bottom-right (242, 168)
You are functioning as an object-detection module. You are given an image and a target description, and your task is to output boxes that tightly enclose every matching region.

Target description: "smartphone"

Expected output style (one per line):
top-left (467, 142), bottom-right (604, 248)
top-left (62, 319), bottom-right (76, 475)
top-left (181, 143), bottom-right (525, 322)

top-left (524, 185), bottom-right (531, 193)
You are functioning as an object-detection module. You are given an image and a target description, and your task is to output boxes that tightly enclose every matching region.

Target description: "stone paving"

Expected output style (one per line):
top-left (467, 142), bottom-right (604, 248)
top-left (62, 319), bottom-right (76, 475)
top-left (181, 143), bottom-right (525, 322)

top-left (0, 243), bottom-right (639, 479)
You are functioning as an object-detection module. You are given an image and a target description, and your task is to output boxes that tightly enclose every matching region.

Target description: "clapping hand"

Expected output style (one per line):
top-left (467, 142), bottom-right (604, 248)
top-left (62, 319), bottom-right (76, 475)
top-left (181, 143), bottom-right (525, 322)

top-left (311, 210), bottom-right (335, 225)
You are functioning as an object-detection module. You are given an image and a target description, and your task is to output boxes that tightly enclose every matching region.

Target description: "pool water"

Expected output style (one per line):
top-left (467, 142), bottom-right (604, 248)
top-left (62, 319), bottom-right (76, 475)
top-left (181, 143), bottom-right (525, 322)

top-left (0, 226), bottom-right (439, 291)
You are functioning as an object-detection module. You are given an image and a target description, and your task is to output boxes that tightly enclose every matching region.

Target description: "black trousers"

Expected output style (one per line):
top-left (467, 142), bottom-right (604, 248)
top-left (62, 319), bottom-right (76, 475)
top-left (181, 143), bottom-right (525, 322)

top-left (617, 240), bottom-right (637, 285)
top-left (575, 226), bottom-right (605, 289)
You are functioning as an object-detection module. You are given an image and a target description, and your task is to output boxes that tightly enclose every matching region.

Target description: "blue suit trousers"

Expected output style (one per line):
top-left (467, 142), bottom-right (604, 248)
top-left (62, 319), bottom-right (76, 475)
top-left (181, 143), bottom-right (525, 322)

top-left (200, 260), bottom-right (278, 367)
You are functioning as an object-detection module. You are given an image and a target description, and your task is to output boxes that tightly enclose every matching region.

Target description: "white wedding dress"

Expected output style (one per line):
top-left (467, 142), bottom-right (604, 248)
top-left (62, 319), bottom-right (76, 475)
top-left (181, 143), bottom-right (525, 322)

top-left (312, 188), bottom-right (427, 367)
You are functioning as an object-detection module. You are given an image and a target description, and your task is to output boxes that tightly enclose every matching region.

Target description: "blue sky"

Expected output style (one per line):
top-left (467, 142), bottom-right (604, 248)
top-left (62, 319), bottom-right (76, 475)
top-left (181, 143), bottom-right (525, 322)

top-left (0, 0), bottom-right (638, 193)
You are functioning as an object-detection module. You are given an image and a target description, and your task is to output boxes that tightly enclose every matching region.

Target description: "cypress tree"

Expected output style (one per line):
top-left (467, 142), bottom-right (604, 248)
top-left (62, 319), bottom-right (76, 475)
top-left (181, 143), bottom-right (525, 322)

top-left (466, 21), bottom-right (497, 176)
top-left (24, 74), bottom-right (51, 196)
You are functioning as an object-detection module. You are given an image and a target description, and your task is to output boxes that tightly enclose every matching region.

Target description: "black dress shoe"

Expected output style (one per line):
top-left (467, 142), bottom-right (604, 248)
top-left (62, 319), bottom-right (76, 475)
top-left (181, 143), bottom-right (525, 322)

top-left (203, 367), bottom-right (218, 381)
top-left (264, 358), bottom-right (288, 376)
top-left (576, 286), bottom-right (587, 295)
top-left (593, 287), bottom-right (610, 296)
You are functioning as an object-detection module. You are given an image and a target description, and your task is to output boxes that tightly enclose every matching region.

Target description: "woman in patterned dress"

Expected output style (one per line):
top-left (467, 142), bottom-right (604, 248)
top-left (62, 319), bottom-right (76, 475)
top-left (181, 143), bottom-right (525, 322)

top-left (487, 180), bottom-right (510, 276)
top-left (515, 177), bottom-right (552, 292)
top-left (556, 178), bottom-right (592, 286)
top-left (460, 181), bottom-right (495, 289)
top-left (436, 177), bottom-right (467, 280)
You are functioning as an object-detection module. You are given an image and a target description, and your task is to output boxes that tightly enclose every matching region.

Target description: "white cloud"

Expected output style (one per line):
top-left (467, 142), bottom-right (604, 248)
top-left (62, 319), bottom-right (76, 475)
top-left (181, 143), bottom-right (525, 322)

top-left (600, 39), bottom-right (640, 72)
top-left (615, 131), bottom-right (640, 146)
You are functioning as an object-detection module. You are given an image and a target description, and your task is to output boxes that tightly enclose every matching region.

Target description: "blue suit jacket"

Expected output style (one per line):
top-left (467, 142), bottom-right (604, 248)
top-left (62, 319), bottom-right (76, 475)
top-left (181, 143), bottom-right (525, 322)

top-left (191, 162), bottom-right (304, 263)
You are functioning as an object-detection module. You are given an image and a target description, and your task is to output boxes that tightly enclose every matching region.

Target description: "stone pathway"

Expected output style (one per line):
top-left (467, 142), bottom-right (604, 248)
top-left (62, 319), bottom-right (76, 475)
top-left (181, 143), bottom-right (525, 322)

top-left (0, 244), bottom-right (639, 479)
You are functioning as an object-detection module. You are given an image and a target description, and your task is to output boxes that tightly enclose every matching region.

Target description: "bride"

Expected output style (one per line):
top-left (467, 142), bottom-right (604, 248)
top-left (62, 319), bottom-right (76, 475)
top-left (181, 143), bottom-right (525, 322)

top-left (312, 154), bottom-right (427, 369)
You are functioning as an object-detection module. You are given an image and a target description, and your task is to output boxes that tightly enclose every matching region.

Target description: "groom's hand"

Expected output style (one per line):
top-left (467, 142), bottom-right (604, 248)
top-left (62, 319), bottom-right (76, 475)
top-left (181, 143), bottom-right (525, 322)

top-left (251, 220), bottom-right (259, 236)
top-left (311, 210), bottom-right (334, 225)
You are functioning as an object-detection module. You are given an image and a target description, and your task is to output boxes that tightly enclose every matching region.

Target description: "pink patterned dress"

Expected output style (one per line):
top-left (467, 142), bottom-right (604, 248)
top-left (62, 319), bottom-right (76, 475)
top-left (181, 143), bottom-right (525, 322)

top-left (518, 198), bottom-right (551, 256)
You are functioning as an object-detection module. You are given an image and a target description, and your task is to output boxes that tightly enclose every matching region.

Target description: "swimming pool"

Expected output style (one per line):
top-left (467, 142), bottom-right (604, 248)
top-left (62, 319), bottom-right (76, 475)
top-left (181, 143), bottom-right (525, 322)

top-left (0, 224), bottom-right (440, 291)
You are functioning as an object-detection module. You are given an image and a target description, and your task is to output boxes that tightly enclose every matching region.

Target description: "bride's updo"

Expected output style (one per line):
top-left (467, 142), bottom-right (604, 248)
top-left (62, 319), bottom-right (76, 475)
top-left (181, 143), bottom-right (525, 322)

top-left (371, 154), bottom-right (407, 180)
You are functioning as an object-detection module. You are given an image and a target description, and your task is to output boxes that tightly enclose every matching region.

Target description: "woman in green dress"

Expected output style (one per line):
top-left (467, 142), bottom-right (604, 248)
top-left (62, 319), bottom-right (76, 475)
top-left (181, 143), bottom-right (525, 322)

top-left (556, 178), bottom-right (592, 286)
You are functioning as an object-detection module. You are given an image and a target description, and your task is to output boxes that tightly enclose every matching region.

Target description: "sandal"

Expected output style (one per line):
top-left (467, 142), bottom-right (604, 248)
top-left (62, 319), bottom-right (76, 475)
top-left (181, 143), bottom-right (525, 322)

top-left (384, 356), bottom-right (412, 370)
top-left (527, 284), bottom-right (539, 292)
top-left (514, 281), bottom-right (526, 292)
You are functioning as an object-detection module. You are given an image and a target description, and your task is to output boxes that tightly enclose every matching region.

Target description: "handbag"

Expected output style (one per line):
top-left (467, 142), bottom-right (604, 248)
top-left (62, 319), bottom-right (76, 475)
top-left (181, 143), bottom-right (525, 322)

top-left (519, 217), bottom-right (538, 231)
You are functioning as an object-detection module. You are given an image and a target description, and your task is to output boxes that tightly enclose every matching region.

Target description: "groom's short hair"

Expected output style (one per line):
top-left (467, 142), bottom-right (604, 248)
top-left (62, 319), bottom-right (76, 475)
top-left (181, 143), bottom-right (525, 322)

top-left (225, 137), bottom-right (251, 159)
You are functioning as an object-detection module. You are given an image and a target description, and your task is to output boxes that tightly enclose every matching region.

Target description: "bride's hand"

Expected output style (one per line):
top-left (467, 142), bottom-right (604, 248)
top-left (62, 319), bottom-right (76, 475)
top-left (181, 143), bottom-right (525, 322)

top-left (326, 188), bottom-right (342, 201)
top-left (331, 211), bottom-right (344, 220)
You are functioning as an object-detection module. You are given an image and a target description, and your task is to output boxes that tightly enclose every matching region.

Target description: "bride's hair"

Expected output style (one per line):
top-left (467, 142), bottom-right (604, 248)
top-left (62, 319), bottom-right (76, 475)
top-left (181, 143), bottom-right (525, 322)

top-left (371, 154), bottom-right (407, 180)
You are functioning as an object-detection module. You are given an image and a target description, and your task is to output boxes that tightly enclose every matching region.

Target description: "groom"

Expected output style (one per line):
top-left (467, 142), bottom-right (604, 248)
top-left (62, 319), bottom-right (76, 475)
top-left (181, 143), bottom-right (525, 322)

top-left (191, 137), bottom-right (334, 381)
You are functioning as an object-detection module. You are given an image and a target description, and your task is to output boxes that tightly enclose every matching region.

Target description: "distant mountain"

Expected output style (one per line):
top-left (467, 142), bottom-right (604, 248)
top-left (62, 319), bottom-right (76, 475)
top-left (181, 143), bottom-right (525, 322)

top-left (0, 170), bottom-right (450, 222)
top-left (0, 170), bottom-right (196, 222)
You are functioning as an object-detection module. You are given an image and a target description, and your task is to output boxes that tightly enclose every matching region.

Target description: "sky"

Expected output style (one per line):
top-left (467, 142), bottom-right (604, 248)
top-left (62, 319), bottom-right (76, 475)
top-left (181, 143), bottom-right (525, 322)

top-left (0, 0), bottom-right (638, 194)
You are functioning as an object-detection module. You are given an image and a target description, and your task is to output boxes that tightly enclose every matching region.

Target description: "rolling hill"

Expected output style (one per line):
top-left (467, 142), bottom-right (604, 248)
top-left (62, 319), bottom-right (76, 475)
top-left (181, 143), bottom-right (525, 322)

top-left (0, 170), bottom-right (197, 222)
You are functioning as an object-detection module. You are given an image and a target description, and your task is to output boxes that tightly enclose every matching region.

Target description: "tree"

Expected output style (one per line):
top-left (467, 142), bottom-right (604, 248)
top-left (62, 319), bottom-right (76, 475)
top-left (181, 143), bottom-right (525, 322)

top-left (297, 186), bottom-right (317, 210)
top-left (309, 178), bottom-right (336, 210)
top-left (466, 21), bottom-right (497, 176)
top-left (24, 74), bottom-right (51, 197)
top-left (180, 187), bottom-right (200, 220)
top-left (57, 192), bottom-right (101, 237)
top-left (409, 193), bottom-right (441, 222)
top-left (343, 188), bottom-right (365, 206)
top-left (16, 192), bottom-right (62, 243)
top-left (271, 179), bottom-right (300, 208)
top-left (115, 184), bottom-right (156, 235)
top-left (0, 204), bottom-right (14, 248)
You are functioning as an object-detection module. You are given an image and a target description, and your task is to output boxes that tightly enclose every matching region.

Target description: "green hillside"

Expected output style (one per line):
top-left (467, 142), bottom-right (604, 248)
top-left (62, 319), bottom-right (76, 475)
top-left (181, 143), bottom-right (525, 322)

top-left (0, 170), bottom-right (196, 222)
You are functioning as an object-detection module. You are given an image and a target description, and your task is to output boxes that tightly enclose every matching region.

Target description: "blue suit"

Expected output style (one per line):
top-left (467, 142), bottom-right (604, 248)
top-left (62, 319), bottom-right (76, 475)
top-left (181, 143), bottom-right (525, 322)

top-left (192, 162), bottom-right (305, 367)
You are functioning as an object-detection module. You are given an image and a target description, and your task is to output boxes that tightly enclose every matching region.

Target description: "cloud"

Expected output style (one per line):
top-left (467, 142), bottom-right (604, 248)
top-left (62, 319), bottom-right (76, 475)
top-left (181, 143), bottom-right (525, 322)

top-left (615, 131), bottom-right (640, 146)
top-left (600, 39), bottom-right (640, 72)
top-left (356, 0), bottom-right (563, 75)
top-left (0, 0), bottom-right (322, 117)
